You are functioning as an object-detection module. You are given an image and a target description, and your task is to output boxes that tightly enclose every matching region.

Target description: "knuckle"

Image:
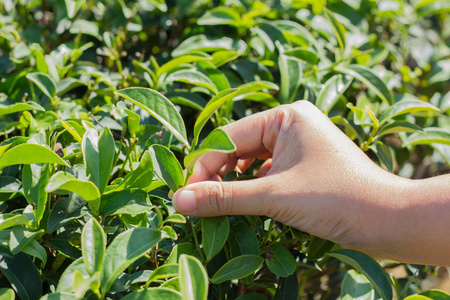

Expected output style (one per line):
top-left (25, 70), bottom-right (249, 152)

top-left (207, 182), bottom-right (231, 215)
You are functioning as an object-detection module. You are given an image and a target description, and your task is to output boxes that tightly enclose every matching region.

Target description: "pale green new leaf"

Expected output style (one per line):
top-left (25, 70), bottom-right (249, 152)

top-left (157, 52), bottom-right (212, 77)
top-left (0, 214), bottom-right (30, 231)
top-left (166, 69), bottom-right (218, 94)
top-left (198, 7), bottom-right (241, 26)
top-left (379, 97), bottom-right (439, 125)
top-left (376, 121), bottom-right (424, 137)
top-left (316, 75), bottom-right (351, 113)
top-left (0, 102), bottom-right (45, 117)
top-left (284, 48), bottom-right (320, 65)
top-left (402, 128), bottom-right (450, 146)
top-left (81, 218), bottom-right (106, 275)
top-left (184, 128), bottom-right (236, 171)
top-left (115, 88), bottom-right (189, 147)
top-left (372, 142), bottom-right (394, 172)
top-left (172, 35), bottom-right (247, 57)
top-left (179, 255), bottom-right (208, 300)
top-left (0, 144), bottom-right (69, 170)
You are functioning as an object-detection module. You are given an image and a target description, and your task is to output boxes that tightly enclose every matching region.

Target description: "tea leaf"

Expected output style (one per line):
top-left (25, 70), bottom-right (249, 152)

top-left (157, 52), bottom-right (212, 77)
top-left (274, 273), bottom-right (299, 300)
top-left (0, 288), bottom-right (15, 300)
top-left (179, 255), bottom-right (209, 300)
top-left (101, 228), bottom-right (162, 293)
top-left (327, 249), bottom-right (393, 300)
top-left (22, 163), bottom-right (50, 224)
top-left (26, 72), bottom-right (57, 99)
top-left (402, 128), bottom-right (450, 146)
top-left (121, 288), bottom-right (182, 300)
top-left (202, 216), bottom-right (230, 261)
top-left (146, 264), bottom-right (179, 285)
top-left (278, 44), bottom-right (302, 104)
top-left (335, 64), bottom-right (393, 105)
top-left (198, 7), bottom-right (241, 26)
top-left (115, 150), bottom-right (153, 192)
top-left (316, 75), bottom-right (351, 113)
top-left (166, 69), bottom-right (218, 94)
top-left (341, 270), bottom-right (377, 300)
top-left (0, 144), bottom-right (69, 170)
top-left (307, 236), bottom-right (335, 261)
top-left (0, 214), bottom-right (30, 231)
top-left (100, 189), bottom-right (151, 217)
top-left (228, 222), bottom-right (260, 258)
top-left (81, 218), bottom-right (106, 276)
top-left (172, 35), bottom-right (247, 57)
top-left (372, 142), bottom-right (394, 172)
top-left (211, 255), bottom-right (264, 284)
top-left (284, 48), bottom-right (320, 65)
top-left (266, 245), bottom-right (296, 277)
top-left (9, 226), bottom-right (43, 255)
top-left (150, 145), bottom-right (184, 192)
top-left (115, 88), bottom-right (189, 147)
top-left (0, 102), bottom-right (45, 117)
top-left (184, 128), bottom-right (236, 170)
top-left (377, 121), bottom-right (424, 137)
top-left (21, 239), bottom-right (47, 265)
top-left (40, 292), bottom-right (79, 300)
top-left (379, 97), bottom-right (439, 125)
top-left (57, 258), bottom-right (88, 293)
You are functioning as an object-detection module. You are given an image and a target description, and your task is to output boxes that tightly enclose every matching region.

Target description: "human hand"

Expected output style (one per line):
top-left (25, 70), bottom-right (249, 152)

top-left (172, 100), bottom-right (449, 264)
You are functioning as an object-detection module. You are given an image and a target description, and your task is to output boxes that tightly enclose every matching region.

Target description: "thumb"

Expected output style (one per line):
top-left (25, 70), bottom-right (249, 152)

top-left (172, 178), bottom-right (274, 217)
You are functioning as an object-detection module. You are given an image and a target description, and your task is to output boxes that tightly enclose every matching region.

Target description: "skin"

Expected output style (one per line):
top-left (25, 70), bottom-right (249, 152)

top-left (173, 101), bottom-right (450, 266)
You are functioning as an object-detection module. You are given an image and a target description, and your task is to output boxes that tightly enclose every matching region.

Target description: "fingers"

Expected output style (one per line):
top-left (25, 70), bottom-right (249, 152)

top-left (173, 177), bottom-right (275, 217)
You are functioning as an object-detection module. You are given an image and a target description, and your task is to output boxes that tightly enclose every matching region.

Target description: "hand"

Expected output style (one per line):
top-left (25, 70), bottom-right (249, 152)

top-left (173, 101), bottom-right (450, 266)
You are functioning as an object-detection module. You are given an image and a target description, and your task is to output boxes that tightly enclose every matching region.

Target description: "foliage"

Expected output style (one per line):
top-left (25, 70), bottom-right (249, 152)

top-left (0, 0), bottom-right (449, 299)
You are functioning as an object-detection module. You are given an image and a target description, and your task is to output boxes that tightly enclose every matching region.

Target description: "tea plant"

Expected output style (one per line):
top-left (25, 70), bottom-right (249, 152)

top-left (0, 0), bottom-right (449, 299)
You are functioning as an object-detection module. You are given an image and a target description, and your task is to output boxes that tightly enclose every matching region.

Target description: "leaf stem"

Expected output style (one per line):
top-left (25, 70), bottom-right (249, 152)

top-left (190, 217), bottom-right (205, 262)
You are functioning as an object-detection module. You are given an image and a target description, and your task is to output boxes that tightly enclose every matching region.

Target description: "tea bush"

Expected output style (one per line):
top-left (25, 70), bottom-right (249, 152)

top-left (0, 0), bottom-right (449, 299)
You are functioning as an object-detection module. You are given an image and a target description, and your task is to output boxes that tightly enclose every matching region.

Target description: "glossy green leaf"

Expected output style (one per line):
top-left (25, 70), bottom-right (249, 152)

top-left (341, 269), bottom-right (377, 300)
top-left (115, 88), bottom-right (189, 147)
top-left (415, 0), bottom-right (450, 16)
top-left (172, 35), bottom-right (247, 57)
top-left (307, 236), bottom-right (335, 261)
top-left (22, 163), bottom-right (50, 224)
top-left (146, 264), bottom-right (179, 285)
top-left (184, 128), bottom-right (236, 170)
top-left (166, 69), bottom-right (218, 95)
top-left (82, 127), bottom-right (115, 194)
top-left (47, 196), bottom-right (88, 234)
top-left (284, 48), bottom-right (319, 64)
top-left (335, 65), bottom-right (393, 105)
top-left (228, 222), bottom-right (260, 258)
top-left (197, 60), bottom-right (230, 92)
top-left (57, 78), bottom-right (85, 96)
top-left (211, 50), bottom-right (240, 67)
top-left (166, 243), bottom-right (195, 265)
top-left (274, 273), bottom-right (299, 300)
top-left (9, 226), bottom-right (43, 255)
top-left (101, 228), bottom-right (162, 293)
top-left (40, 293), bottom-right (79, 300)
top-left (324, 8), bottom-right (346, 56)
top-left (115, 150), bottom-right (153, 192)
top-left (316, 75), bottom-right (352, 113)
top-left (100, 189), bottom-right (151, 217)
top-left (122, 288), bottom-right (182, 300)
top-left (278, 46), bottom-right (302, 104)
top-left (420, 289), bottom-right (450, 300)
top-left (0, 214), bottom-right (30, 231)
top-left (179, 254), bottom-right (208, 300)
top-left (202, 216), bottom-right (230, 261)
top-left (21, 239), bottom-right (47, 265)
top-left (81, 218), bottom-right (106, 275)
top-left (376, 121), bottom-right (424, 137)
top-left (403, 128), bottom-right (450, 146)
top-left (327, 249), bottom-right (393, 300)
top-left (0, 102), bottom-right (45, 117)
top-left (211, 255), bottom-right (264, 284)
top-left (198, 7), bottom-right (240, 26)
top-left (266, 245), bottom-right (296, 277)
top-left (146, 0), bottom-right (167, 12)
top-left (26, 72), bottom-right (57, 99)
top-left (0, 288), bottom-right (15, 300)
top-left (162, 226), bottom-right (178, 240)
top-left (372, 142), bottom-right (394, 172)
top-left (157, 52), bottom-right (211, 77)
top-left (57, 258), bottom-right (89, 293)
top-left (379, 97), bottom-right (439, 125)
top-left (150, 145), bottom-right (184, 192)
top-left (0, 253), bottom-right (42, 300)
top-left (0, 144), bottom-right (68, 170)
top-left (45, 171), bottom-right (101, 212)
top-left (404, 296), bottom-right (432, 300)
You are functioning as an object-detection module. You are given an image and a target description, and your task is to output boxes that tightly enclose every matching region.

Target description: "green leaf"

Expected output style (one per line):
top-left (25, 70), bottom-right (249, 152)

top-left (211, 255), bottom-right (264, 284)
top-left (150, 145), bottom-right (184, 192)
top-left (115, 150), bottom-right (153, 192)
top-left (316, 75), bottom-right (351, 113)
top-left (57, 258), bottom-right (89, 293)
top-left (146, 264), bottom-right (179, 285)
top-left (403, 128), bottom-right (450, 146)
top-left (166, 69), bottom-right (218, 95)
top-left (101, 228), bottom-right (162, 293)
top-left (115, 88), bottom-right (189, 147)
top-left (192, 89), bottom-right (239, 146)
top-left (82, 218), bottom-right (106, 276)
top-left (202, 216), bottom-right (230, 261)
top-left (0, 214), bottom-right (30, 231)
top-left (45, 171), bottom-right (101, 213)
top-left (26, 72), bottom-right (57, 99)
top-left (341, 269), bottom-right (378, 300)
top-left (266, 245), bottom-right (296, 277)
top-left (40, 293), bottom-right (79, 300)
top-left (69, 19), bottom-right (100, 39)
top-left (122, 288), bottom-right (182, 300)
top-left (211, 50), bottom-right (240, 68)
top-left (0, 288), bottom-right (15, 300)
top-left (184, 128), bottom-right (236, 170)
top-left (284, 48), bottom-right (319, 65)
top-left (9, 226), bottom-right (43, 255)
top-left (274, 273), bottom-right (299, 300)
top-left (228, 222), bottom-right (260, 258)
top-left (82, 127), bottom-right (115, 194)
top-left (22, 163), bottom-right (50, 224)
top-left (420, 290), bottom-right (450, 300)
top-left (307, 236), bottom-right (335, 261)
top-left (100, 189), bottom-right (151, 217)
top-left (21, 239), bottom-right (47, 265)
top-left (179, 255), bottom-right (208, 300)
top-left (376, 121), bottom-right (424, 137)
top-left (197, 60), bottom-right (230, 92)
top-left (324, 8), bottom-right (346, 56)
top-left (198, 6), bottom-right (241, 26)
top-left (166, 243), bottom-right (195, 265)
top-left (335, 64), bottom-right (393, 105)
top-left (372, 142), bottom-right (394, 172)
top-left (157, 52), bottom-right (212, 77)
top-left (278, 44), bottom-right (302, 104)
top-left (415, 0), bottom-right (450, 16)
top-left (327, 249), bottom-right (393, 300)
top-left (172, 35), bottom-right (247, 57)
top-left (47, 196), bottom-right (88, 234)
top-left (146, 0), bottom-right (167, 12)
top-left (0, 253), bottom-right (42, 300)
top-left (0, 102), bottom-right (45, 117)
top-left (379, 97), bottom-right (440, 125)
top-left (0, 144), bottom-right (68, 170)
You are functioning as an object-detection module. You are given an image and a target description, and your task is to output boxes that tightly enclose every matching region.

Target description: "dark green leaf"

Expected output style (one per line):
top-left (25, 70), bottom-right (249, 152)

top-left (211, 255), bottom-right (264, 284)
top-left (278, 44), bottom-right (302, 104)
top-left (341, 269), bottom-right (377, 300)
top-left (202, 216), bottom-right (230, 261)
top-left (115, 88), bottom-right (189, 147)
top-left (47, 196), bottom-right (88, 234)
top-left (228, 222), bottom-right (260, 258)
top-left (100, 189), bottom-right (151, 217)
top-left (327, 249), bottom-right (393, 300)
top-left (372, 142), bottom-right (394, 172)
top-left (114, 150), bottom-right (153, 192)
top-left (274, 273), bottom-right (299, 300)
top-left (9, 226), bottom-right (43, 255)
top-left (26, 72), bottom-right (57, 99)
top-left (21, 239), bottom-right (47, 265)
top-left (307, 236), bottom-right (335, 261)
top-left (22, 163), bottom-right (50, 223)
top-left (420, 290), bottom-right (450, 300)
top-left (150, 145), bottom-right (184, 192)
top-left (266, 245), bottom-right (296, 277)
top-left (166, 243), bottom-right (195, 265)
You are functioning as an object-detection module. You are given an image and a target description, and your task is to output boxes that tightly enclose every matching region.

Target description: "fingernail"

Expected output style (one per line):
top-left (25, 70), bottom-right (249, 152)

top-left (173, 189), bottom-right (196, 213)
